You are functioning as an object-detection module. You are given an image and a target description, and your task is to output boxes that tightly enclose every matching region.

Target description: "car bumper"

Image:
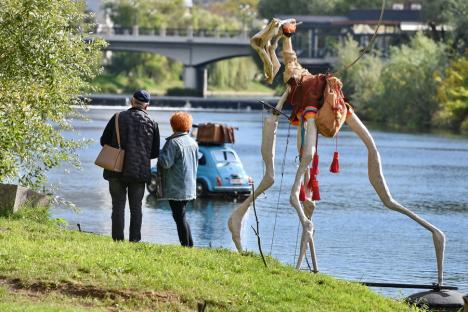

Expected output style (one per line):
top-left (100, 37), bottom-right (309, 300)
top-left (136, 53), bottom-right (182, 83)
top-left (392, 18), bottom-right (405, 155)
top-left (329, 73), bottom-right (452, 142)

top-left (212, 186), bottom-right (252, 193)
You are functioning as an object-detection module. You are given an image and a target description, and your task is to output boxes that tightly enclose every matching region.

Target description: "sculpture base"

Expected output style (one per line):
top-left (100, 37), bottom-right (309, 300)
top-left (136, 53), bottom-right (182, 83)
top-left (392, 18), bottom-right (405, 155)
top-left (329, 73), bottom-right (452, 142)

top-left (406, 290), bottom-right (465, 312)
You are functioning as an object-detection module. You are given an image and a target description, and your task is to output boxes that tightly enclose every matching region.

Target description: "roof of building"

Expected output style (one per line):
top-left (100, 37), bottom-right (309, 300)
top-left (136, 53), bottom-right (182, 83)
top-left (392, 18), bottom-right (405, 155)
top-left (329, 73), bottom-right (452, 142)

top-left (348, 9), bottom-right (422, 22)
top-left (276, 15), bottom-right (348, 24)
top-left (277, 9), bottom-right (423, 28)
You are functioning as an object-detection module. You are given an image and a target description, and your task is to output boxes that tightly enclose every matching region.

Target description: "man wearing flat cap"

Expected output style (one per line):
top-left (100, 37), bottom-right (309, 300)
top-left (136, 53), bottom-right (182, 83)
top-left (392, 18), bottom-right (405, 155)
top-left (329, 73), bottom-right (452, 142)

top-left (100, 90), bottom-right (160, 242)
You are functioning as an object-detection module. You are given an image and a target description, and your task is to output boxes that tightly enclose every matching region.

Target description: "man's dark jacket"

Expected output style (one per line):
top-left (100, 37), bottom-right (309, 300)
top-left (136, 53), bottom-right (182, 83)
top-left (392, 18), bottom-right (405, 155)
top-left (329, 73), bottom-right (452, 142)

top-left (100, 107), bottom-right (160, 183)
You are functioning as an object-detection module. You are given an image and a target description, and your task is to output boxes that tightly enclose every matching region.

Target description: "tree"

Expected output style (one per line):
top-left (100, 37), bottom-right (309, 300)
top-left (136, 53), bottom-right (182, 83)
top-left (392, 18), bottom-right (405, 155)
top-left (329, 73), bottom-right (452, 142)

top-left (434, 56), bottom-right (468, 132)
top-left (377, 33), bottom-right (447, 129)
top-left (0, 0), bottom-right (105, 187)
top-left (208, 0), bottom-right (258, 29)
top-left (104, 0), bottom-right (187, 29)
top-left (335, 36), bottom-right (384, 120)
top-left (336, 33), bottom-right (450, 130)
top-left (422, 0), bottom-right (468, 53)
top-left (208, 57), bottom-right (259, 90)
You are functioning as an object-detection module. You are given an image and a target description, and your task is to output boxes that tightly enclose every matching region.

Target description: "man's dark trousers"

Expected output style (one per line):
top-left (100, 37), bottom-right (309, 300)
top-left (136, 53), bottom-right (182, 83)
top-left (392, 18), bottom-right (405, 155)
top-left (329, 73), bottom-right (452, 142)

top-left (109, 179), bottom-right (145, 242)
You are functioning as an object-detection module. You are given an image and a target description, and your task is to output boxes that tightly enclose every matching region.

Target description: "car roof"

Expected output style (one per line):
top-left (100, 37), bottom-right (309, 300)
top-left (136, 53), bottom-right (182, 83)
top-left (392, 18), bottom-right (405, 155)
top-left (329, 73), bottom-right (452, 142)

top-left (198, 144), bottom-right (235, 152)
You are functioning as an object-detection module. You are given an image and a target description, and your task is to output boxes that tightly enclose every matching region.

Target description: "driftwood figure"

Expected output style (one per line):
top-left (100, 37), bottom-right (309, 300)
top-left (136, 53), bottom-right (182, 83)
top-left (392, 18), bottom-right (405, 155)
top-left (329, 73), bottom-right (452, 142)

top-left (228, 18), bottom-right (446, 285)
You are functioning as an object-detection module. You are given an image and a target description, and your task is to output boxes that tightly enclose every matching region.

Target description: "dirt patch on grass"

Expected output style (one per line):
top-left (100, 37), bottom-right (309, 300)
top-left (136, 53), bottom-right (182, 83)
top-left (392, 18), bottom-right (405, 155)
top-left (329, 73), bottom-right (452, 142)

top-left (0, 276), bottom-right (186, 310)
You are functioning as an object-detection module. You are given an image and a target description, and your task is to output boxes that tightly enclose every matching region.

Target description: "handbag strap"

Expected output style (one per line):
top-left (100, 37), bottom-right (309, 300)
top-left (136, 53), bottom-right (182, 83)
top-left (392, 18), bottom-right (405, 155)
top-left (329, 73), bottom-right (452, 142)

top-left (115, 112), bottom-right (121, 148)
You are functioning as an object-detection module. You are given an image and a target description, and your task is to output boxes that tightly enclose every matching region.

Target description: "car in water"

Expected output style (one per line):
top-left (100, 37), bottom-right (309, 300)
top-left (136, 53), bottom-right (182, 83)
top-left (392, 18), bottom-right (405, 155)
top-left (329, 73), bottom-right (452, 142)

top-left (147, 144), bottom-right (252, 197)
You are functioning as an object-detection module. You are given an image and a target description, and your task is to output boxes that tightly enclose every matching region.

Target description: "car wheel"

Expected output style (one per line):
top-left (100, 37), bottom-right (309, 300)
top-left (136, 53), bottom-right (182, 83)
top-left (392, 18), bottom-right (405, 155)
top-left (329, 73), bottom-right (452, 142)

top-left (196, 180), bottom-right (207, 197)
top-left (147, 174), bottom-right (158, 194)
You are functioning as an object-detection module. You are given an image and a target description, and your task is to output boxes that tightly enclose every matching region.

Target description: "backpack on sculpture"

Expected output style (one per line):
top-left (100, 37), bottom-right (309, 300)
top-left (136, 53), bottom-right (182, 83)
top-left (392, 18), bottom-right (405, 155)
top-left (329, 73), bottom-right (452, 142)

top-left (316, 76), bottom-right (348, 138)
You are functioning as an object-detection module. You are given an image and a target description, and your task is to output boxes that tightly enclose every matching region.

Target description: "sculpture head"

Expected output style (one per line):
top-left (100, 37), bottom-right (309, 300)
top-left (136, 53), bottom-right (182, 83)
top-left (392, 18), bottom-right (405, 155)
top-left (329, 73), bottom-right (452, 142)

top-left (282, 20), bottom-right (297, 37)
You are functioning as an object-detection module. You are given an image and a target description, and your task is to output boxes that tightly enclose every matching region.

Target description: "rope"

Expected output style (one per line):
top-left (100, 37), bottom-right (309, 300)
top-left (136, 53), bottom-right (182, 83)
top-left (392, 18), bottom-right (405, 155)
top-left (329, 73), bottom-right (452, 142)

top-left (269, 122), bottom-right (292, 255)
top-left (335, 132), bottom-right (338, 152)
top-left (334, 0), bottom-right (386, 76)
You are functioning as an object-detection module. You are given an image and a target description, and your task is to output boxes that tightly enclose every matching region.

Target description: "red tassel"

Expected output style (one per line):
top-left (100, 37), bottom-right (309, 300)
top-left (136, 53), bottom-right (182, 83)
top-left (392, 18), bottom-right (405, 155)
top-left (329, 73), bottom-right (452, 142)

top-left (299, 184), bottom-right (306, 202)
top-left (311, 177), bottom-right (321, 201)
top-left (311, 153), bottom-right (319, 175)
top-left (330, 151), bottom-right (340, 173)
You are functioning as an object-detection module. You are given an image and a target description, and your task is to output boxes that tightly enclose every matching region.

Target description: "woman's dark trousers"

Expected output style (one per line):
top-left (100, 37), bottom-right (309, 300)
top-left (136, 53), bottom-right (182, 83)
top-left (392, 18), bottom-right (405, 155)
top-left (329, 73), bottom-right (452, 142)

top-left (109, 180), bottom-right (145, 242)
top-left (169, 200), bottom-right (193, 247)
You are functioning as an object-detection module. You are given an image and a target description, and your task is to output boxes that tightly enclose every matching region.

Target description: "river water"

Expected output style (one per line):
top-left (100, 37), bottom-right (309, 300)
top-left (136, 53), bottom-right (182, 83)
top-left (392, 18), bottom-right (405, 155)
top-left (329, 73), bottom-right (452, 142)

top-left (49, 107), bottom-right (468, 298)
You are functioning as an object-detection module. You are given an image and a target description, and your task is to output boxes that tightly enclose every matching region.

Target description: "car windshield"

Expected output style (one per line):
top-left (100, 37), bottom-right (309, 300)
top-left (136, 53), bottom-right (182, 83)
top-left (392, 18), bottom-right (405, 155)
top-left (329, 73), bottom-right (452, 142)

top-left (212, 150), bottom-right (237, 164)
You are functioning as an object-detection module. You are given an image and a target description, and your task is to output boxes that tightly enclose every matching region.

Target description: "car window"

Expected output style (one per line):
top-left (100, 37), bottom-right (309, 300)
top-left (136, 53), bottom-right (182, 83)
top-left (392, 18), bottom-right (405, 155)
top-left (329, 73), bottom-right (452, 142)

top-left (199, 152), bottom-right (206, 166)
top-left (212, 150), bottom-right (237, 163)
top-left (225, 151), bottom-right (237, 161)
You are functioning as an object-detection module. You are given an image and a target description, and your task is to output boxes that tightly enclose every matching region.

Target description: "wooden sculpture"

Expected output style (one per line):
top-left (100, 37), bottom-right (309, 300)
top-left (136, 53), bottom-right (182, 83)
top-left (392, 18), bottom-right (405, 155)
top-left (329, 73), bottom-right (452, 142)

top-left (228, 18), bottom-right (446, 286)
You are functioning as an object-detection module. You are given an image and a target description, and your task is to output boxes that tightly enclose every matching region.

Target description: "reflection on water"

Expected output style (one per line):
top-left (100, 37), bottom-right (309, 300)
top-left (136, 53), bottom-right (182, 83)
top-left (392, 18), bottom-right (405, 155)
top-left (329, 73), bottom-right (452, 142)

top-left (50, 108), bottom-right (468, 298)
top-left (145, 195), bottom-right (239, 248)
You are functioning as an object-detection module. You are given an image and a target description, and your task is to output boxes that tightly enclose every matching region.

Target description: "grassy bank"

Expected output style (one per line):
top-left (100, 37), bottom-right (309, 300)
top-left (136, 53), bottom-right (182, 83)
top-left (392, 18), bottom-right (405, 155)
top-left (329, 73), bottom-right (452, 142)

top-left (0, 208), bottom-right (420, 311)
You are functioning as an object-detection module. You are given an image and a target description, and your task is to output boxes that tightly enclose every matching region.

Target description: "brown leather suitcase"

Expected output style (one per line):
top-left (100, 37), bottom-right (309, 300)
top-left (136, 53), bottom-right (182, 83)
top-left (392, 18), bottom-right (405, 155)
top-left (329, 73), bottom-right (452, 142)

top-left (197, 123), bottom-right (235, 144)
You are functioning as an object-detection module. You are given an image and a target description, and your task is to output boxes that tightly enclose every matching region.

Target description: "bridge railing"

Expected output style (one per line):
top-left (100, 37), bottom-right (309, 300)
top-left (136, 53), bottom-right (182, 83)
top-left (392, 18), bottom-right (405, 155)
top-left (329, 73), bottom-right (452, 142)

top-left (99, 26), bottom-right (249, 39)
top-left (98, 25), bottom-right (401, 60)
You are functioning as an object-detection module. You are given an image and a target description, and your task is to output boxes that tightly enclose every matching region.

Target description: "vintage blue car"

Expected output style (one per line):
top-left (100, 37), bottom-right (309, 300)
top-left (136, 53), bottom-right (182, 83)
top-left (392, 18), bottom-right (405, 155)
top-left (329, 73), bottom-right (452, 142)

top-left (148, 144), bottom-right (252, 197)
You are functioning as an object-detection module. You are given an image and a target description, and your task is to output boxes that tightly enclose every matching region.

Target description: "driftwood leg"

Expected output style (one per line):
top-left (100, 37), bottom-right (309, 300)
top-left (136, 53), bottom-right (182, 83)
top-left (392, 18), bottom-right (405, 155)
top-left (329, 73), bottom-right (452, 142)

top-left (289, 119), bottom-right (318, 272)
top-left (228, 90), bottom-right (289, 251)
top-left (346, 113), bottom-right (445, 285)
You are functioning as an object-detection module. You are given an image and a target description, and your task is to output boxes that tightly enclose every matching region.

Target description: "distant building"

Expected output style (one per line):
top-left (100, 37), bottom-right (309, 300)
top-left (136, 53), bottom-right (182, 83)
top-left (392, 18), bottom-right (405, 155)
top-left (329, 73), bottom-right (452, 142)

top-left (277, 6), bottom-right (432, 59)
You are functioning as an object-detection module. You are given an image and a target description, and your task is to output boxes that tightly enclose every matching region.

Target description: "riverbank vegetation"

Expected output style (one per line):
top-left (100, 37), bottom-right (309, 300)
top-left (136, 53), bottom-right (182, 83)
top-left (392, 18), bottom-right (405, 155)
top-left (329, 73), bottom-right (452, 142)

top-left (337, 33), bottom-right (448, 130)
top-left (0, 0), bottom-right (105, 188)
top-left (0, 207), bottom-right (421, 311)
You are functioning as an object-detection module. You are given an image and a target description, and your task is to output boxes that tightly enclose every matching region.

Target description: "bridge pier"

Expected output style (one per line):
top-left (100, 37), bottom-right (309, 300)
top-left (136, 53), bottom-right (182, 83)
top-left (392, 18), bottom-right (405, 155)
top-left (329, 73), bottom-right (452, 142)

top-left (183, 66), bottom-right (207, 97)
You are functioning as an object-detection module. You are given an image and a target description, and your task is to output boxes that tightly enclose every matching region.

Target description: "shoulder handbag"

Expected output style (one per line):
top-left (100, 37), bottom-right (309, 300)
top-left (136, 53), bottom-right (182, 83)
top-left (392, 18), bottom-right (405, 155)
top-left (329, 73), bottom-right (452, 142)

top-left (95, 112), bottom-right (125, 172)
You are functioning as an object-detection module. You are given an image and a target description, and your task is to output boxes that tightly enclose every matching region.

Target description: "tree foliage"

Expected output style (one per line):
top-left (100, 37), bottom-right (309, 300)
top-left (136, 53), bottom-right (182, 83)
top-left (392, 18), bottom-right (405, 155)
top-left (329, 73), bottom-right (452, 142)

top-left (0, 0), bottom-right (105, 187)
top-left (208, 0), bottom-right (258, 28)
top-left (104, 0), bottom-right (241, 30)
top-left (422, 0), bottom-right (468, 53)
top-left (337, 33), bottom-right (448, 130)
top-left (336, 36), bottom-right (384, 120)
top-left (434, 56), bottom-right (468, 132)
top-left (377, 33), bottom-right (447, 129)
top-left (208, 57), bottom-right (260, 90)
top-left (104, 0), bottom-right (187, 28)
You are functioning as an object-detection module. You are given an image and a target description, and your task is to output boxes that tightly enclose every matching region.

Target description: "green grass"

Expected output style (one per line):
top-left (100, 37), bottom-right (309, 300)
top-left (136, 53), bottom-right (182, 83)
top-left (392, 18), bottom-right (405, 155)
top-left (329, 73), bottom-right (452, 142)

top-left (0, 208), bottom-right (421, 311)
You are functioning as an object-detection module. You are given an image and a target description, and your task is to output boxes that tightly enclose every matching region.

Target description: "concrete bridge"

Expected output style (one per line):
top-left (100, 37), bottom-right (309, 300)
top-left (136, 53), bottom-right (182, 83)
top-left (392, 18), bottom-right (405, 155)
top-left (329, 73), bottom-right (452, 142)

top-left (99, 27), bottom-right (252, 96)
top-left (98, 26), bottom-right (337, 96)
